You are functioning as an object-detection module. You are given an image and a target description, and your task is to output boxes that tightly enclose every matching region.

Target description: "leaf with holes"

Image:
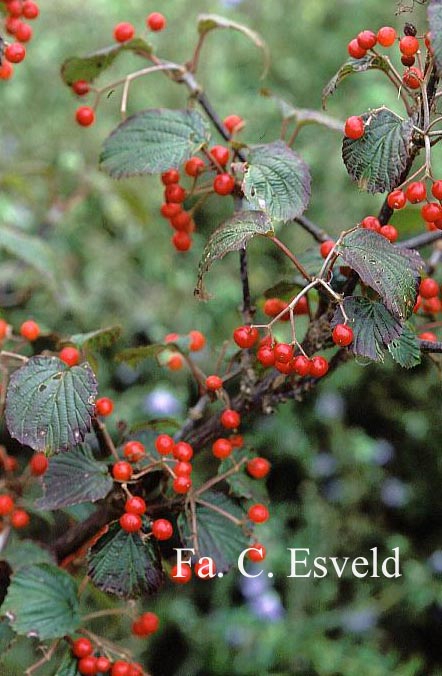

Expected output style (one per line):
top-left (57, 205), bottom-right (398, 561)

top-left (428, 1), bottom-right (442, 76)
top-left (5, 356), bottom-right (97, 455)
top-left (177, 491), bottom-right (248, 573)
top-left (243, 141), bottom-right (311, 222)
top-left (100, 109), bottom-right (210, 178)
top-left (332, 296), bottom-right (403, 362)
top-left (388, 324), bottom-right (421, 368)
top-left (36, 445), bottom-right (113, 510)
top-left (337, 229), bottom-right (423, 320)
top-left (195, 210), bottom-right (274, 300)
top-left (322, 55), bottom-right (390, 108)
top-left (61, 38), bottom-right (152, 85)
top-left (218, 449), bottom-right (269, 502)
top-left (342, 107), bottom-right (415, 193)
top-left (1, 564), bottom-right (80, 640)
top-left (88, 522), bottom-right (164, 599)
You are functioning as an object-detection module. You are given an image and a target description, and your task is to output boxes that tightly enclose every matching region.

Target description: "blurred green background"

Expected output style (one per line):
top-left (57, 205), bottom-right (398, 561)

top-left (1, 0), bottom-right (442, 674)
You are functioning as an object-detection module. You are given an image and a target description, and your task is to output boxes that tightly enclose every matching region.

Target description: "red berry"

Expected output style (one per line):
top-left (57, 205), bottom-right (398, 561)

top-left (294, 296), bottom-right (309, 315)
top-left (167, 353), bottom-right (184, 371)
top-left (309, 355), bottom-right (329, 378)
top-left (377, 26), bottom-right (397, 47)
top-left (172, 476), bottom-right (192, 494)
top-left (357, 30), bottom-right (377, 50)
top-left (72, 637), bottom-right (94, 659)
top-left (344, 116), bottom-right (365, 140)
top-left (413, 294), bottom-right (422, 313)
top-left (175, 461), bottom-right (192, 476)
top-left (172, 231), bottom-right (192, 252)
top-left (131, 619), bottom-right (146, 637)
top-left (229, 434), bottom-right (244, 448)
top-left (111, 661), bottom-right (131, 676)
top-left (22, 1), bottom-right (39, 19)
top-left (155, 434), bottom-right (175, 456)
top-left (0, 494), bottom-right (14, 516)
top-left (0, 60), bottom-right (14, 79)
top-left (387, 189), bottom-right (406, 209)
top-left (380, 225), bottom-right (398, 243)
top-left (125, 496), bottom-right (147, 515)
top-left (147, 12), bottom-right (166, 32)
top-left (6, 1), bottom-right (22, 18)
top-left (170, 563), bottom-right (192, 583)
top-left (212, 438), bottom-right (233, 459)
top-left (0, 319), bottom-right (9, 340)
top-left (419, 331), bottom-right (437, 341)
top-left (332, 323), bottom-right (354, 347)
top-left (399, 35), bottom-right (419, 56)
top-left (3, 456), bottom-right (17, 472)
top-left (274, 360), bottom-right (292, 375)
top-left (20, 319), bottom-right (40, 341)
top-left (160, 202), bottom-right (182, 218)
top-left (128, 664), bottom-right (143, 676)
top-left (248, 503), bottom-right (269, 523)
top-left (423, 297), bottom-right (441, 314)
top-left (164, 184), bottom-right (186, 203)
top-left (139, 611), bottom-right (159, 634)
top-left (257, 345), bottom-right (275, 367)
top-left (112, 461), bottom-right (133, 482)
top-left (59, 346), bottom-right (80, 367)
top-left (213, 173), bottom-right (235, 196)
top-left (30, 452), bottom-right (49, 476)
top-left (184, 157), bottom-right (205, 177)
top-left (248, 543), bottom-right (266, 562)
top-left (247, 457), bottom-right (271, 479)
top-left (78, 656), bottom-right (98, 675)
top-left (76, 106), bottom-right (95, 127)
top-left (72, 80), bottom-right (90, 96)
top-left (233, 325), bottom-right (259, 349)
top-left (209, 145), bottom-right (230, 166)
top-left (419, 278), bottom-right (439, 298)
top-left (123, 440), bottom-right (145, 462)
top-left (206, 375), bottom-right (223, 391)
top-left (406, 181), bottom-right (426, 203)
top-left (263, 298), bottom-right (288, 317)
top-left (401, 55), bottom-right (416, 67)
top-left (431, 180), bottom-right (442, 200)
top-left (173, 441), bottom-right (193, 462)
top-left (220, 409), bottom-right (241, 429)
top-left (320, 240), bottom-right (335, 258)
top-left (96, 657), bottom-right (111, 673)
top-left (361, 215), bottom-right (381, 232)
top-left (161, 168), bottom-right (180, 185)
top-left (5, 16), bottom-right (20, 35)
top-left (95, 397), bottom-right (113, 417)
top-left (292, 355), bottom-right (311, 376)
top-left (274, 343), bottom-right (293, 363)
top-left (403, 67), bottom-right (422, 89)
top-left (189, 330), bottom-right (205, 351)
top-left (347, 38), bottom-right (366, 59)
top-left (11, 509), bottom-right (30, 529)
top-left (421, 202), bottom-right (442, 222)
top-left (170, 210), bottom-right (192, 232)
top-left (113, 22), bottom-right (135, 43)
top-left (223, 114), bottom-right (244, 134)
top-left (152, 518), bottom-right (173, 540)
top-left (119, 512), bottom-right (142, 533)
top-left (15, 22), bottom-right (33, 43)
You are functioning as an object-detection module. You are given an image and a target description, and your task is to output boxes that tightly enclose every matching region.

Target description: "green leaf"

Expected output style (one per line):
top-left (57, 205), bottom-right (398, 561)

top-left (1, 538), bottom-right (54, 570)
top-left (261, 89), bottom-right (343, 131)
top-left (243, 141), bottom-right (311, 222)
top-left (5, 356), bottom-right (98, 455)
top-left (322, 55), bottom-right (390, 108)
top-left (0, 618), bottom-right (15, 655)
top-left (67, 325), bottom-right (122, 352)
top-left (61, 38), bottom-right (153, 85)
top-left (36, 444), bottom-right (113, 510)
top-left (1, 224), bottom-right (58, 288)
top-left (197, 14), bottom-right (270, 77)
top-left (195, 210), bottom-right (274, 300)
top-left (55, 649), bottom-right (81, 676)
top-left (331, 296), bottom-right (403, 362)
top-left (178, 491), bottom-right (249, 573)
top-left (218, 449), bottom-right (268, 502)
top-left (337, 229), bottom-right (423, 320)
top-left (342, 107), bottom-right (415, 193)
top-left (100, 109), bottom-right (210, 179)
top-left (114, 344), bottom-right (168, 367)
top-left (130, 417), bottom-right (181, 434)
top-left (88, 522), bottom-right (164, 599)
top-left (388, 324), bottom-right (422, 368)
top-left (428, 1), bottom-right (442, 76)
top-left (1, 564), bottom-right (80, 640)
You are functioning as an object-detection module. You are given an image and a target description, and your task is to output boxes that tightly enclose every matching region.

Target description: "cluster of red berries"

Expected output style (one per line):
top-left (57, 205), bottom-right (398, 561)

top-left (0, 317), bottom-right (83, 367)
top-left (0, 0), bottom-right (39, 80)
top-left (414, 277), bottom-right (442, 325)
top-left (0, 493), bottom-right (30, 529)
top-left (0, 451), bottom-right (49, 531)
top-left (359, 215), bottom-right (399, 243)
top-left (163, 329), bottom-right (206, 370)
top-left (131, 611), bottom-right (160, 637)
top-left (387, 180), bottom-right (442, 232)
top-left (72, 636), bottom-right (144, 675)
top-left (263, 295), bottom-right (309, 320)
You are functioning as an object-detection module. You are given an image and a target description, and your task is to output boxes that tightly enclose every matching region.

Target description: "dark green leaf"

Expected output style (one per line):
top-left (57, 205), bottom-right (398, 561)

top-left (0, 618), bottom-right (15, 655)
top-left (388, 324), bottom-right (422, 368)
top-left (337, 229), bottom-right (423, 320)
top-left (5, 356), bottom-right (98, 455)
top-left (61, 39), bottom-right (153, 85)
top-left (88, 522), bottom-right (164, 598)
top-left (263, 280), bottom-right (298, 299)
top-left (322, 55), bottom-right (390, 108)
top-left (1, 224), bottom-right (58, 288)
top-left (1, 564), bottom-right (80, 640)
top-left (178, 491), bottom-right (248, 573)
top-left (55, 649), bottom-right (81, 676)
top-left (428, 1), bottom-right (442, 76)
top-left (195, 210), bottom-right (274, 300)
top-left (218, 449), bottom-right (268, 502)
top-left (114, 344), bottom-right (168, 367)
top-left (67, 325), bottom-right (122, 352)
top-left (332, 296), bottom-right (403, 362)
top-left (100, 109), bottom-right (210, 178)
top-left (1, 538), bottom-right (54, 570)
top-left (243, 141), bottom-right (311, 222)
top-left (36, 444), bottom-right (113, 510)
top-left (130, 418), bottom-right (181, 434)
top-left (342, 107), bottom-right (415, 193)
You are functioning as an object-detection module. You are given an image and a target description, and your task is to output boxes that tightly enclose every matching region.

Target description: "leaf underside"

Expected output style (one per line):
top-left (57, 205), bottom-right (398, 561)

top-left (322, 55), bottom-right (389, 108)
top-left (388, 323), bottom-right (422, 368)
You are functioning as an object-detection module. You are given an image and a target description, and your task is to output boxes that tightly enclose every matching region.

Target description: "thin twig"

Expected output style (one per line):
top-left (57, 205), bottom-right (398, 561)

top-left (293, 215), bottom-right (331, 243)
top-left (269, 235), bottom-right (312, 281)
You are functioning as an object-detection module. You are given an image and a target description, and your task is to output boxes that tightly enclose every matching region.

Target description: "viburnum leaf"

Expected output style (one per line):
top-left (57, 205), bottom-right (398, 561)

top-left (322, 55), bottom-right (390, 108)
top-left (218, 449), bottom-right (269, 502)
top-left (337, 229), bottom-right (423, 320)
top-left (0, 619), bottom-right (15, 656)
top-left (428, 1), bottom-right (442, 76)
top-left (5, 356), bottom-right (97, 455)
top-left (331, 296), bottom-right (403, 362)
top-left (195, 210), bottom-right (274, 300)
top-left (243, 141), bottom-right (311, 222)
top-left (36, 444), bottom-right (113, 510)
top-left (388, 324), bottom-right (422, 368)
top-left (55, 649), bottom-right (81, 676)
top-left (261, 89), bottom-right (343, 131)
top-left (1, 537), bottom-right (54, 570)
top-left (115, 344), bottom-right (169, 367)
top-left (61, 38), bottom-right (152, 85)
top-left (342, 107), bottom-right (415, 193)
top-left (1, 564), bottom-right (80, 640)
top-left (88, 522), bottom-right (164, 599)
top-left (67, 325), bottom-right (122, 352)
top-left (178, 491), bottom-right (249, 573)
top-left (100, 109), bottom-right (210, 178)
top-left (1, 224), bottom-right (59, 289)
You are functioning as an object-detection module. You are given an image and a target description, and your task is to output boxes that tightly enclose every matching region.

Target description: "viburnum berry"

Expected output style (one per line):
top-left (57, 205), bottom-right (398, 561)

top-left (112, 461), bottom-right (133, 482)
top-left (119, 512), bottom-right (142, 533)
top-left (147, 12), bottom-right (166, 32)
top-left (3, 456), bottom-right (17, 472)
top-left (22, 1), bottom-right (39, 19)
top-left (20, 319), bottom-right (40, 341)
top-left (377, 26), bottom-right (397, 47)
top-left (128, 664), bottom-right (143, 676)
top-left (5, 16), bottom-right (20, 35)
top-left (357, 30), bottom-right (377, 50)
top-left (422, 202), bottom-right (442, 222)
top-left (138, 611), bottom-right (160, 635)
top-left (184, 156), bottom-right (205, 177)
top-left (95, 397), bottom-right (113, 416)
top-left (172, 476), bottom-right (192, 493)
top-left (248, 543), bottom-right (266, 562)
top-left (220, 409), bottom-right (241, 429)
top-left (361, 215), bottom-right (381, 232)
top-left (170, 210), bottom-right (192, 232)
top-left (406, 181), bottom-right (426, 203)
top-left (59, 346), bottom-right (80, 367)
top-left (292, 354), bottom-right (311, 376)
top-left (275, 360), bottom-right (292, 375)
top-left (113, 22), bottom-right (135, 43)
top-left (125, 496), bottom-right (147, 515)
top-left (30, 452), bottom-right (49, 476)
top-left (223, 114), bottom-right (244, 134)
top-left (309, 355), bottom-right (329, 378)
top-left (332, 323), bottom-right (354, 347)
top-left (413, 294), bottom-right (422, 313)
top-left (155, 434), bottom-right (175, 456)
top-left (419, 331), bottom-right (437, 341)
top-left (294, 296), bottom-right (309, 315)
top-left (399, 35), bottom-right (419, 56)
top-left (247, 457), bottom-right (271, 479)
top-left (212, 438), bottom-right (233, 459)
top-left (160, 202), bottom-right (181, 218)
top-left (274, 343), bottom-right (293, 363)
top-left (229, 434), bottom-right (244, 448)
top-left (75, 106), bottom-right (95, 127)
top-left (431, 180), bottom-right (442, 200)
top-left (123, 440), bottom-right (145, 462)
top-left (151, 518), bottom-right (173, 540)
top-left (248, 503), bottom-right (269, 523)
top-left (403, 67), bottom-right (422, 89)
top-left (263, 297), bottom-right (288, 317)
top-left (78, 656), bottom-right (98, 675)
top-left (233, 325), bottom-right (259, 349)
top-left (206, 374), bottom-right (223, 391)
top-left (320, 240), bottom-right (335, 258)
top-left (347, 38), bottom-right (366, 59)
top-left (11, 508), bottom-right (30, 529)
top-left (257, 345), bottom-right (275, 367)
top-left (72, 637), bottom-right (93, 659)
top-left (344, 115), bottom-right (365, 140)
top-left (111, 661), bottom-right (131, 676)
top-left (387, 189), bottom-right (406, 209)
top-left (209, 145), bottom-right (230, 166)
top-left (0, 494), bottom-right (14, 516)
top-left (161, 168), bottom-right (180, 185)
top-left (173, 441), bottom-right (193, 461)
top-left (401, 54), bottom-right (416, 67)
top-left (213, 173), bottom-right (235, 196)
top-left (0, 319), bottom-right (9, 340)
top-left (0, 60), bottom-right (14, 80)
top-left (72, 80), bottom-right (90, 96)
top-left (380, 224), bottom-right (398, 243)
top-left (189, 330), bottom-right (206, 351)
top-left (419, 278), bottom-right (439, 298)
top-left (6, 2), bottom-right (22, 18)
top-left (96, 657), bottom-right (111, 673)
top-left (167, 353), bottom-right (184, 371)
top-left (15, 22), bottom-right (33, 43)
top-left (175, 460), bottom-right (192, 476)
top-left (164, 184), bottom-right (186, 203)
top-left (423, 297), bottom-right (442, 314)
top-left (170, 563), bottom-right (192, 583)
top-left (172, 231), bottom-right (192, 252)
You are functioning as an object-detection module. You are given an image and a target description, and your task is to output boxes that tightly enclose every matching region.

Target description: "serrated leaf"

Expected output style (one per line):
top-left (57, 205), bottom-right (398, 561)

top-left (342, 107), bottom-right (415, 194)
top-left (178, 491), bottom-right (248, 573)
top-left (5, 356), bottom-right (98, 455)
top-left (388, 324), bottom-right (422, 368)
top-left (338, 229), bottom-right (423, 320)
top-left (100, 109), bottom-right (210, 179)
top-left (195, 210), bottom-right (274, 300)
top-left (322, 55), bottom-right (390, 108)
top-left (197, 14), bottom-right (269, 77)
top-left (67, 325), bottom-right (122, 352)
top-left (1, 224), bottom-right (58, 288)
top-left (332, 296), bottom-right (403, 362)
top-left (1, 564), bottom-right (80, 640)
top-left (0, 618), bottom-right (15, 655)
top-left (218, 449), bottom-right (268, 502)
top-left (261, 89), bottom-right (343, 131)
top-left (88, 522), bottom-right (164, 598)
top-left (36, 444), bottom-right (113, 510)
top-left (55, 649), bottom-right (81, 676)
top-left (61, 38), bottom-right (153, 85)
top-left (114, 344), bottom-right (168, 367)
top-left (243, 141), bottom-right (311, 222)
top-left (1, 538), bottom-right (54, 570)
top-left (428, 1), bottom-right (442, 76)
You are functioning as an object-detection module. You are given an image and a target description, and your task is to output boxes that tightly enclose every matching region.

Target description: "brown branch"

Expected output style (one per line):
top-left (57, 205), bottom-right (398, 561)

top-left (294, 214), bottom-right (331, 242)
